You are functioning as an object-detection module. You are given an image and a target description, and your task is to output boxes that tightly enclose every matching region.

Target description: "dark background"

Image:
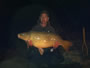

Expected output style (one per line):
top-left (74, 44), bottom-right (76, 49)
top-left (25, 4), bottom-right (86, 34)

top-left (0, 0), bottom-right (89, 62)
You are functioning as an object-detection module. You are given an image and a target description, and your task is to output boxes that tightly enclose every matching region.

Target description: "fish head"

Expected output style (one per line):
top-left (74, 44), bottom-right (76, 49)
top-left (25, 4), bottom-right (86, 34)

top-left (18, 32), bottom-right (30, 41)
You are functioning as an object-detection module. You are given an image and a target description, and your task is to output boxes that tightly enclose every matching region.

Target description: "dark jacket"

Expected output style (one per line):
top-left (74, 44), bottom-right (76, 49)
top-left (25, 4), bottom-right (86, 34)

top-left (31, 23), bottom-right (56, 33)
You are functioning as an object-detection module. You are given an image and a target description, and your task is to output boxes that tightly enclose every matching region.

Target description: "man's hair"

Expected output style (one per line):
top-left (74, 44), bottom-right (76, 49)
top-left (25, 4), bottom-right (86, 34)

top-left (39, 10), bottom-right (49, 17)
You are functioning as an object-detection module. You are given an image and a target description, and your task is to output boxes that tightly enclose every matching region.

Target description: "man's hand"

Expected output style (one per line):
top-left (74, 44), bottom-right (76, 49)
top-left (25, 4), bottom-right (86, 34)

top-left (25, 40), bottom-right (32, 48)
top-left (53, 41), bottom-right (59, 48)
top-left (27, 40), bottom-right (33, 46)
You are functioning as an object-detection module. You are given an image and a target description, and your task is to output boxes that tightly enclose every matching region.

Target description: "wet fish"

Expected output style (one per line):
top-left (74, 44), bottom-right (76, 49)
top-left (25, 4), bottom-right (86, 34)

top-left (17, 31), bottom-right (72, 55)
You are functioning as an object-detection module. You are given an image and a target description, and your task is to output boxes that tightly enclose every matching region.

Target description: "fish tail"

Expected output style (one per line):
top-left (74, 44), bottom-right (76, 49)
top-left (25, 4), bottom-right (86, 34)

top-left (59, 40), bottom-right (72, 51)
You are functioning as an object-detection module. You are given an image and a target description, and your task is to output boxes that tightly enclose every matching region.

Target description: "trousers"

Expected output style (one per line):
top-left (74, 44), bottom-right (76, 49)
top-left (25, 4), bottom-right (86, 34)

top-left (27, 46), bottom-right (65, 65)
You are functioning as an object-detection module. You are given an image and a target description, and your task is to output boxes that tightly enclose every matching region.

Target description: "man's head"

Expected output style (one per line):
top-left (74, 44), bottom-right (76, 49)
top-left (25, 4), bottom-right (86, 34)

top-left (39, 10), bottom-right (50, 27)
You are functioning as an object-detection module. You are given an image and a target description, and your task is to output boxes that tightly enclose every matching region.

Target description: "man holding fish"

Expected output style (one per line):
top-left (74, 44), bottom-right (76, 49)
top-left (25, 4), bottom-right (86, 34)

top-left (18, 10), bottom-right (72, 67)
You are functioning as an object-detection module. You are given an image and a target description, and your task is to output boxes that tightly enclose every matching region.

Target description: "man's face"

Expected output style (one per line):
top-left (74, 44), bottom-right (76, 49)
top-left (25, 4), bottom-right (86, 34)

top-left (40, 13), bottom-right (49, 24)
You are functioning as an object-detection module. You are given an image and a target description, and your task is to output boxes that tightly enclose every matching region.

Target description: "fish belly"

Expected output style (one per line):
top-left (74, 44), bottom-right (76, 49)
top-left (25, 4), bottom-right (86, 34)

top-left (32, 40), bottom-right (55, 48)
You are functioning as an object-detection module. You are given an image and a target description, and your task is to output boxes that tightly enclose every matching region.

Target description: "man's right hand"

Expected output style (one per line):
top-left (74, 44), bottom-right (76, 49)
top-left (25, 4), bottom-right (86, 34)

top-left (28, 40), bottom-right (33, 46)
top-left (25, 40), bottom-right (33, 48)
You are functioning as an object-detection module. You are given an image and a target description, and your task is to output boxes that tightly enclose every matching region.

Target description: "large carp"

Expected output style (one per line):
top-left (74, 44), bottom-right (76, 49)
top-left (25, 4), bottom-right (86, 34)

top-left (18, 31), bottom-right (72, 55)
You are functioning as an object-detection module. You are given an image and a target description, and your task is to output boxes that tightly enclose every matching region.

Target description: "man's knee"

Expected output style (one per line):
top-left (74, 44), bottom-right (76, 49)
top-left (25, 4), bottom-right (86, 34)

top-left (57, 46), bottom-right (65, 53)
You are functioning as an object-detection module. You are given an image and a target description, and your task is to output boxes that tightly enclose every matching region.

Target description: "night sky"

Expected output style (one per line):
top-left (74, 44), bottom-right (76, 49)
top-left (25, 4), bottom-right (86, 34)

top-left (0, 0), bottom-right (89, 61)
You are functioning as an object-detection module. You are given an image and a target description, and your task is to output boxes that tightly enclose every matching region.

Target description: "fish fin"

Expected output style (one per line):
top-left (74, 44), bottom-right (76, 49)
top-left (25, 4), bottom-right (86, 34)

top-left (61, 40), bottom-right (72, 51)
top-left (25, 41), bottom-right (29, 48)
top-left (38, 48), bottom-right (44, 55)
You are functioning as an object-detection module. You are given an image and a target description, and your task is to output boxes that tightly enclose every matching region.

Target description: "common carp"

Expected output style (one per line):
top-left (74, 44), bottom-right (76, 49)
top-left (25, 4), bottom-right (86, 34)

top-left (17, 31), bottom-right (72, 55)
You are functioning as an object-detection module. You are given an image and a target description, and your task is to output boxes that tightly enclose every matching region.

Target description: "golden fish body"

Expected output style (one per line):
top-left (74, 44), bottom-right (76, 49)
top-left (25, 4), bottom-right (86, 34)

top-left (18, 31), bottom-right (72, 51)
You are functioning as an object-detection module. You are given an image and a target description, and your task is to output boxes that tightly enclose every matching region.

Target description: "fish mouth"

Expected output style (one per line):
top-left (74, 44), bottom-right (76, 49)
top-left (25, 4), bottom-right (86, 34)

top-left (17, 34), bottom-right (27, 41)
top-left (17, 34), bottom-right (21, 39)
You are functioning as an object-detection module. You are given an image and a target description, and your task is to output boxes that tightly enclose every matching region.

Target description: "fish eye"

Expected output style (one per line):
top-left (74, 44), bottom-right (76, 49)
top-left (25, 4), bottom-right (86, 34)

top-left (22, 34), bottom-right (25, 35)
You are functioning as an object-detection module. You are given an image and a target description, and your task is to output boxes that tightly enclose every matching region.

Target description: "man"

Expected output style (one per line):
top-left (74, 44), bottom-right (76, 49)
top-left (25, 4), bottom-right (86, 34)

top-left (27, 10), bottom-right (64, 68)
top-left (31, 10), bottom-right (56, 33)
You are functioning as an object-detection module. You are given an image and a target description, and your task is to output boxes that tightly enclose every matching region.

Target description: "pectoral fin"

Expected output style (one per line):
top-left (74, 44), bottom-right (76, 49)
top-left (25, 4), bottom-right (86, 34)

top-left (38, 48), bottom-right (44, 55)
top-left (25, 41), bottom-right (29, 48)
